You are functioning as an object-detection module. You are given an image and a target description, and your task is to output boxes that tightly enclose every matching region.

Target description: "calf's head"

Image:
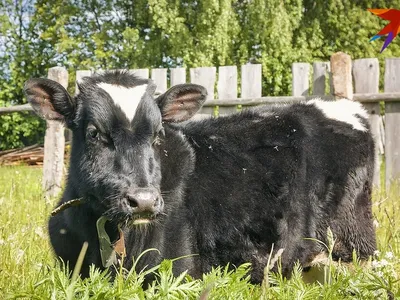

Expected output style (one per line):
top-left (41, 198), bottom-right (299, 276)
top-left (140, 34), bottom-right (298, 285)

top-left (24, 71), bottom-right (206, 225)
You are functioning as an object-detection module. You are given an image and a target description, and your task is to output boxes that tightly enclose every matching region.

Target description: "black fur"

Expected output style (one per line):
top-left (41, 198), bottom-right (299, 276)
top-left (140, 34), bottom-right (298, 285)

top-left (24, 71), bottom-right (376, 283)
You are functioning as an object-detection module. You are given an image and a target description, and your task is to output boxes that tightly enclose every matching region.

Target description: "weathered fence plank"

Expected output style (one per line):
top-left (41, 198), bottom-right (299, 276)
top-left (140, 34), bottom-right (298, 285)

top-left (328, 63), bottom-right (333, 96)
top-left (353, 58), bottom-right (381, 188)
top-left (76, 70), bottom-right (92, 92)
top-left (0, 104), bottom-right (33, 114)
top-left (331, 52), bottom-right (353, 99)
top-left (384, 58), bottom-right (400, 189)
top-left (66, 70), bottom-right (92, 142)
top-left (130, 68), bottom-right (149, 79)
top-left (199, 93), bottom-right (400, 106)
top-left (43, 67), bottom-right (68, 198)
top-left (151, 68), bottom-right (168, 95)
top-left (217, 66), bottom-right (238, 115)
top-left (312, 62), bottom-right (330, 96)
top-left (292, 63), bottom-right (310, 96)
top-left (190, 67), bottom-right (216, 116)
top-left (76, 71), bottom-right (92, 97)
top-left (170, 68), bottom-right (186, 86)
top-left (241, 64), bottom-right (262, 109)
top-left (353, 93), bottom-right (400, 102)
top-left (4, 92), bottom-right (400, 115)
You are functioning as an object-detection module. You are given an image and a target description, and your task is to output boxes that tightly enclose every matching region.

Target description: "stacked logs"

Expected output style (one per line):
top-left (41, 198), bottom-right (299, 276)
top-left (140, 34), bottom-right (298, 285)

top-left (0, 143), bottom-right (70, 166)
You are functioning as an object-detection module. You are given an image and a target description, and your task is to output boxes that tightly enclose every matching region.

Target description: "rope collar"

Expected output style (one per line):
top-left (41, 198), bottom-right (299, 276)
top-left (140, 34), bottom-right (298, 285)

top-left (51, 198), bottom-right (84, 216)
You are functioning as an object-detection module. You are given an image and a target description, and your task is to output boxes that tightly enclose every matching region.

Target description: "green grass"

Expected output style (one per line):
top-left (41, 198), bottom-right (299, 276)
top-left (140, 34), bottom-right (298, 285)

top-left (0, 166), bottom-right (399, 299)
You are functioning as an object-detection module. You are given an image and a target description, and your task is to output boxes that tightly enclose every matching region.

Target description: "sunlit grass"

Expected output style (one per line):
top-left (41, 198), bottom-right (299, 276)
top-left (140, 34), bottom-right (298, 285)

top-left (0, 166), bottom-right (53, 296)
top-left (0, 166), bottom-right (399, 299)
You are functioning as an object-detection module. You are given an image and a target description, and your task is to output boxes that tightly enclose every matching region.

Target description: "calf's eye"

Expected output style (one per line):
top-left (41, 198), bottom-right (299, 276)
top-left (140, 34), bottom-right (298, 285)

top-left (152, 126), bottom-right (164, 146)
top-left (87, 126), bottom-right (99, 140)
top-left (158, 127), bottom-right (165, 138)
top-left (153, 135), bottom-right (161, 146)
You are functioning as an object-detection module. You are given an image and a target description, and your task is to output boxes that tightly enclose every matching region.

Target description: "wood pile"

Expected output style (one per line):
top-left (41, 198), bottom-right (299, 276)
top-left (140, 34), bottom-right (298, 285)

top-left (0, 144), bottom-right (44, 166)
top-left (0, 143), bottom-right (70, 166)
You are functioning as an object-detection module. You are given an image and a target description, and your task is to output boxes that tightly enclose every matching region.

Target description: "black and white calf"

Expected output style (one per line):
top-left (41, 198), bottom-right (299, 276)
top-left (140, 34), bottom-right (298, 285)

top-left (24, 71), bottom-right (376, 283)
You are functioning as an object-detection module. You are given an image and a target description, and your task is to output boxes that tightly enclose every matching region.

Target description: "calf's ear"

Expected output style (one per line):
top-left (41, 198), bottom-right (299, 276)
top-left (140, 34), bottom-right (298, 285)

top-left (156, 84), bottom-right (207, 123)
top-left (24, 78), bottom-right (76, 127)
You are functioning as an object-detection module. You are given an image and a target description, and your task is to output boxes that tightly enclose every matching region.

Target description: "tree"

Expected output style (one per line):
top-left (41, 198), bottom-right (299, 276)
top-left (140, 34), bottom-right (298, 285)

top-left (0, 0), bottom-right (46, 150)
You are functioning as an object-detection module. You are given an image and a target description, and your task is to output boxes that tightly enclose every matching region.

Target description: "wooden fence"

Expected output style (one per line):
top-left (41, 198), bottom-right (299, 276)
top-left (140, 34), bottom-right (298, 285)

top-left (1, 52), bottom-right (400, 198)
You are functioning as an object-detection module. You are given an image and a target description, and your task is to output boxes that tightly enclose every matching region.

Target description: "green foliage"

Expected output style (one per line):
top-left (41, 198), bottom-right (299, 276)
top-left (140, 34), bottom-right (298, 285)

top-left (0, 112), bottom-right (45, 150)
top-left (1, 166), bottom-right (400, 298)
top-left (1, 0), bottom-right (400, 149)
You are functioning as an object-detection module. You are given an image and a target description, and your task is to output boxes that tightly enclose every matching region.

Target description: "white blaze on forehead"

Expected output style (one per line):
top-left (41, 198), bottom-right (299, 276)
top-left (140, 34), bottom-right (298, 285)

top-left (97, 82), bottom-right (148, 121)
top-left (307, 98), bottom-right (369, 132)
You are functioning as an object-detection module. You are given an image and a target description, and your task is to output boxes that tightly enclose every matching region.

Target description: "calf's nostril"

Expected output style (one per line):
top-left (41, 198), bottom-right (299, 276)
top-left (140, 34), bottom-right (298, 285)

top-left (126, 194), bottom-right (139, 208)
top-left (126, 190), bottom-right (158, 213)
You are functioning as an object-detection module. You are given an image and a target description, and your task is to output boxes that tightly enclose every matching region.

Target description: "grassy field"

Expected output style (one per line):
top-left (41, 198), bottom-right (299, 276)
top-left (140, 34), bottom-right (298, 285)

top-left (0, 166), bottom-right (399, 299)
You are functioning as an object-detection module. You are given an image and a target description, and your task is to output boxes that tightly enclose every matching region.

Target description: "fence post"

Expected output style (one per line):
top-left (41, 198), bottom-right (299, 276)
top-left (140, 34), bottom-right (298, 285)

top-left (353, 58), bottom-right (382, 188)
top-left (384, 58), bottom-right (400, 190)
top-left (330, 52), bottom-right (353, 100)
top-left (43, 67), bottom-right (68, 199)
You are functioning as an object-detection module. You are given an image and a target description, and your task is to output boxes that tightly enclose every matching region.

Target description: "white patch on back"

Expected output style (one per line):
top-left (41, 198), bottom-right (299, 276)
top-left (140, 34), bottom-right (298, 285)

top-left (97, 82), bottom-right (148, 121)
top-left (307, 98), bottom-right (369, 131)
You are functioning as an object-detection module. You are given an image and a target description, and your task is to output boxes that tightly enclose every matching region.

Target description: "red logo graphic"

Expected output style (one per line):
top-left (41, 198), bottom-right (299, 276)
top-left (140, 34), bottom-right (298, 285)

top-left (368, 9), bottom-right (400, 52)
